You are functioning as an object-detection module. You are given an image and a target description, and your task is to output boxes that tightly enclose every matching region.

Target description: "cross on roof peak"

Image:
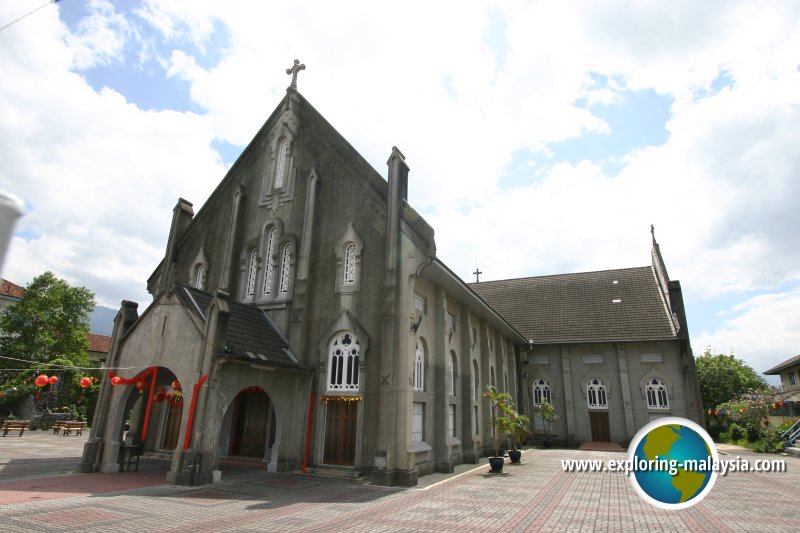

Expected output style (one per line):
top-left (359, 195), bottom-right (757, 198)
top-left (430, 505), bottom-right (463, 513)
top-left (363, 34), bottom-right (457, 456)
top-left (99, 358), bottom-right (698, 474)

top-left (286, 59), bottom-right (306, 90)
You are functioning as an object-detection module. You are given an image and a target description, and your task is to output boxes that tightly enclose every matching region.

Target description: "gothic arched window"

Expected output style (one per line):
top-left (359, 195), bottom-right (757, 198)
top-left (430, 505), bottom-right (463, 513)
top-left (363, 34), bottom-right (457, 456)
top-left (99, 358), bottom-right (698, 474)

top-left (194, 264), bottom-right (205, 290)
top-left (533, 378), bottom-right (551, 407)
top-left (587, 378), bottom-right (607, 409)
top-left (274, 138), bottom-right (288, 189)
top-left (344, 243), bottom-right (357, 285)
top-left (646, 377), bottom-right (669, 409)
top-left (448, 352), bottom-right (457, 396)
top-left (328, 332), bottom-right (360, 391)
top-left (472, 360), bottom-right (479, 401)
top-left (262, 227), bottom-right (277, 296)
top-left (246, 249), bottom-right (258, 297)
top-left (413, 341), bottom-right (425, 392)
top-left (278, 243), bottom-right (292, 295)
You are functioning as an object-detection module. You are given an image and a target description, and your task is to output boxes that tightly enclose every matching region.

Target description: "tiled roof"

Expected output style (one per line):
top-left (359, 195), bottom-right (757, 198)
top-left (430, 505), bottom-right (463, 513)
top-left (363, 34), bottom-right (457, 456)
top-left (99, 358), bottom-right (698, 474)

top-left (178, 286), bottom-right (299, 369)
top-left (764, 354), bottom-right (800, 375)
top-left (87, 333), bottom-right (111, 353)
top-left (470, 266), bottom-right (677, 344)
top-left (0, 278), bottom-right (25, 299)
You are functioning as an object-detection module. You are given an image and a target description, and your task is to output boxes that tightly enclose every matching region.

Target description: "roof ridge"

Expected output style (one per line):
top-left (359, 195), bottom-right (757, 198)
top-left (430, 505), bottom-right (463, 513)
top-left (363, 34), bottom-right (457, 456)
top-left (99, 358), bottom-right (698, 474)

top-left (469, 265), bottom-right (652, 286)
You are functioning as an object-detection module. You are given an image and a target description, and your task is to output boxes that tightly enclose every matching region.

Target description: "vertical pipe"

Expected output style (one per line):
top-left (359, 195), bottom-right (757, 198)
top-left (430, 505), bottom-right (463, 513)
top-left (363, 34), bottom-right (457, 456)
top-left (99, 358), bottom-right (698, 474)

top-left (141, 367), bottom-right (158, 441)
top-left (301, 393), bottom-right (316, 473)
top-left (183, 374), bottom-right (208, 450)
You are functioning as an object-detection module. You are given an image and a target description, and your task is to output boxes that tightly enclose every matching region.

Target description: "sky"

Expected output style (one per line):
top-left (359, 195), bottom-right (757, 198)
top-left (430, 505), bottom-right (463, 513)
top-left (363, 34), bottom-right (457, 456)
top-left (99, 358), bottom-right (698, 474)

top-left (1, 0), bottom-right (799, 381)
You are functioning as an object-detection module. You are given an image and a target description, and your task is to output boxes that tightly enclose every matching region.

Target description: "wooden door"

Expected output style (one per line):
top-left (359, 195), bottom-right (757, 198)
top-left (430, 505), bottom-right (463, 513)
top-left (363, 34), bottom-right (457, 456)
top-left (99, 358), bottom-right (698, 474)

top-left (235, 393), bottom-right (268, 457)
top-left (161, 401), bottom-right (183, 450)
top-left (324, 400), bottom-right (358, 466)
top-left (589, 411), bottom-right (611, 442)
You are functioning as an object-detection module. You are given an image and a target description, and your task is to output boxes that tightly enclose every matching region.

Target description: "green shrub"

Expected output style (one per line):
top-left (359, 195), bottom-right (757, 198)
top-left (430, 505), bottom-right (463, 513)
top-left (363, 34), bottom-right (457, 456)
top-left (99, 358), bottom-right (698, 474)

top-left (718, 431), bottom-right (730, 442)
top-left (753, 428), bottom-right (783, 453)
top-left (728, 423), bottom-right (746, 441)
top-left (706, 424), bottom-right (726, 441)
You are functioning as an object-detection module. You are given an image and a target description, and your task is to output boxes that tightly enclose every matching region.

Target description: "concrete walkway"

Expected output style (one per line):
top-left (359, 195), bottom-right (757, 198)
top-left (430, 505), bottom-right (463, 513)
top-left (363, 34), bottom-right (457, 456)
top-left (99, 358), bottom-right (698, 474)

top-left (1, 431), bottom-right (798, 532)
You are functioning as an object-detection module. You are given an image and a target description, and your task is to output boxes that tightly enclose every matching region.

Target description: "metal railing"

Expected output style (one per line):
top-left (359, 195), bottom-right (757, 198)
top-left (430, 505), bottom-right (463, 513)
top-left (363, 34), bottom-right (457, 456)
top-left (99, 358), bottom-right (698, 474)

top-left (780, 418), bottom-right (800, 448)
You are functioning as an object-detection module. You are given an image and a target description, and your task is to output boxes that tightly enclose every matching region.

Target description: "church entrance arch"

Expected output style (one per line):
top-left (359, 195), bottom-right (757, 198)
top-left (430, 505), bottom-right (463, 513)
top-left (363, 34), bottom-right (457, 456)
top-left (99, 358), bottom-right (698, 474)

top-left (221, 387), bottom-right (276, 461)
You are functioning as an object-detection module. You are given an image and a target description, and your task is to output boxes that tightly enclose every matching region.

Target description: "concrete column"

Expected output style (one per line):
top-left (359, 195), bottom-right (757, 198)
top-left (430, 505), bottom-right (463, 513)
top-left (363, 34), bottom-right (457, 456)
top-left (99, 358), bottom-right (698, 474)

top-left (561, 346), bottom-right (576, 444)
top-left (617, 344), bottom-right (635, 441)
top-left (432, 286), bottom-right (451, 473)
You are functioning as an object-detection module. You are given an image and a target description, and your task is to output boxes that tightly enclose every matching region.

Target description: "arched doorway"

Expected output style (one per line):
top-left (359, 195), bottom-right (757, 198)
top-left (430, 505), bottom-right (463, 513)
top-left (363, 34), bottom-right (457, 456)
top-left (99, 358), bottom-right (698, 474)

top-left (220, 387), bottom-right (276, 462)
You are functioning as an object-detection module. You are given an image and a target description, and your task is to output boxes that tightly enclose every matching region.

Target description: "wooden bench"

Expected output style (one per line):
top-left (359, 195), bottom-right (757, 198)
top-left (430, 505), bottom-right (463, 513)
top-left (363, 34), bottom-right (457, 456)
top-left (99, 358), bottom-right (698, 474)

top-left (1, 420), bottom-right (30, 437)
top-left (61, 421), bottom-right (86, 436)
top-left (51, 421), bottom-right (68, 435)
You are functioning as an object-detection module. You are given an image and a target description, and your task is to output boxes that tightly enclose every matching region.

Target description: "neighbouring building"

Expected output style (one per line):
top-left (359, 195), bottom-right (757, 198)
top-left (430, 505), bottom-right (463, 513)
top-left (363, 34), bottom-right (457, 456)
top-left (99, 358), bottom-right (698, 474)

top-left (471, 234), bottom-right (705, 446)
top-left (764, 355), bottom-right (800, 420)
top-left (81, 66), bottom-right (703, 487)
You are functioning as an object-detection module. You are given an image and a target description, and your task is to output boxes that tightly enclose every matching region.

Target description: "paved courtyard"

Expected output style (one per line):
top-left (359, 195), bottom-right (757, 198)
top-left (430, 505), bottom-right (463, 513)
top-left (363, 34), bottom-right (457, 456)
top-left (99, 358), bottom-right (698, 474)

top-left (1, 432), bottom-right (798, 532)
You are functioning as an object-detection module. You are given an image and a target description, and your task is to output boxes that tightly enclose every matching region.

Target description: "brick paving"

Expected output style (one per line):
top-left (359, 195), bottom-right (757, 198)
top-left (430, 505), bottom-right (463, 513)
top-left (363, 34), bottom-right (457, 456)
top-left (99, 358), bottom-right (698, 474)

top-left (1, 432), bottom-right (798, 532)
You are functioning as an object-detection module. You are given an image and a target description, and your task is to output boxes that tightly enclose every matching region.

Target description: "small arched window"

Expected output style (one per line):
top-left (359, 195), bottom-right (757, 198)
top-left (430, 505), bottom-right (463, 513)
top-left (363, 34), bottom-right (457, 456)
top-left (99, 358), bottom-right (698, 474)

top-left (262, 227), bottom-right (277, 296)
top-left (646, 377), bottom-right (669, 409)
top-left (533, 378), bottom-right (551, 407)
top-left (472, 360), bottom-right (479, 401)
top-left (274, 138), bottom-right (288, 189)
top-left (246, 249), bottom-right (258, 297)
top-left (328, 332), bottom-right (360, 391)
top-left (344, 243), bottom-right (357, 284)
top-left (448, 352), bottom-right (457, 396)
top-left (194, 264), bottom-right (205, 290)
top-left (278, 243), bottom-right (292, 295)
top-left (587, 378), bottom-right (607, 409)
top-left (413, 341), bottom-right (425, 392)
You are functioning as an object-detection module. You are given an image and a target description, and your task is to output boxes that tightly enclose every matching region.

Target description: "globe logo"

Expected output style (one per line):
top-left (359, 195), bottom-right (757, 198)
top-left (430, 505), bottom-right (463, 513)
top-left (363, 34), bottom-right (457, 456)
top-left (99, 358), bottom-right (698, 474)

top-left (627, 417), bottom-right (718, 510)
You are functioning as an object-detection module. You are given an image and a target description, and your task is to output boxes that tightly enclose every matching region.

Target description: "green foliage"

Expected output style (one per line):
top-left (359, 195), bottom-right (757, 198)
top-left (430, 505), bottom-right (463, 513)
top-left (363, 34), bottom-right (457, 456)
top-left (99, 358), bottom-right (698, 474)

top-left (778, 417), bottom-right (799, 434)
top-left (482, 385), bottom-right (515, 456)
top-left (727, 423), bottom-right (746, 441)
top-left (695, 351), bottom-right (768, 408)
top-left (539, 399), bottom-right (559, 441)
top-left (753, 428), bottom-right (784, 453)
top-left (0, 272), bottom-right (96, 410)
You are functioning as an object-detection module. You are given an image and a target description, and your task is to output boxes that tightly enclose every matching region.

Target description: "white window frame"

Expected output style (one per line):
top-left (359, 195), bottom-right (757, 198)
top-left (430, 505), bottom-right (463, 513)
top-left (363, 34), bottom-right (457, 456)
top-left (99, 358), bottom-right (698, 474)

top-left (413, 341), bottom-right (425, 392)
top-left (412, 402), bottom-right (424, 442)
top-left (262, 227), bottom-right (277, 296)
top-left (327, 332), bottom-right (360, 391)
top-left (447, 355), bottom-right (454, 396)
top-left (646, 377), bottom-right (669, 409)
top-left (532, 378), bottom-right (552, 407)
top-left (343, 243), bottom-right (357, 285)
top-left (194, 264), bottom-right (205, 290)
top-left (414, 294), bottom-right (426, 314)
top-left (278, 242), bottom-right (292, 295)
top-left (587, 378), bottom-right (608, 409)
top-left (274, 138), bottom-right (288, 189)
top-left (246, 249), bottom-right (258, 297)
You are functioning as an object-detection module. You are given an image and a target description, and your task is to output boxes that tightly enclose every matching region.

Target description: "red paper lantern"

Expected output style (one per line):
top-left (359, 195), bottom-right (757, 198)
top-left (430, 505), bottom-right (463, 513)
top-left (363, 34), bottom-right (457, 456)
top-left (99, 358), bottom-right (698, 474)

top-left (35, 375), bottom-right (49, 387)
top-left (713, 409), bottom-right (719, 416)
top-left (80, 377), bottom-right (92, 388)
top-left (48, 375), bottom-right (59, 385)
top-left (111, 376), bottom-right (123, 386)
top-left (779, 401), bottom-right (785, 407)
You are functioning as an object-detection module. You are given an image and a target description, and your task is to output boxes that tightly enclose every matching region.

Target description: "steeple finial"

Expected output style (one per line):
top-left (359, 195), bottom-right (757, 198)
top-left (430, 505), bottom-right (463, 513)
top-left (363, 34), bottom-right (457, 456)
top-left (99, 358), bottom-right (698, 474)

top-left (650, 224), bottom-right (656, 245)
top-left (473, 266), bottom-right (483, 283)
top-left (286, 59), bottom-right (306, 90)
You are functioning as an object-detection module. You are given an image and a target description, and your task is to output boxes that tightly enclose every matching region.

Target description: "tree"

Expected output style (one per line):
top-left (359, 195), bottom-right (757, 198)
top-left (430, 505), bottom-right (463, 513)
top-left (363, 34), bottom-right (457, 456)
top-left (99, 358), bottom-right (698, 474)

top-left (0, 272), bottom-right (96, 411)
top-left (695, 350), bottom-right (768, 409)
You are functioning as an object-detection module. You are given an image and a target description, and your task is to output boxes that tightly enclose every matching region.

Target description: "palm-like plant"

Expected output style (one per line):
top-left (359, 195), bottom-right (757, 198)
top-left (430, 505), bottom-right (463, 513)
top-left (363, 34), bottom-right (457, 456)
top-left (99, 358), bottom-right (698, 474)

top-left (482, 385), bottom-right (514, 457)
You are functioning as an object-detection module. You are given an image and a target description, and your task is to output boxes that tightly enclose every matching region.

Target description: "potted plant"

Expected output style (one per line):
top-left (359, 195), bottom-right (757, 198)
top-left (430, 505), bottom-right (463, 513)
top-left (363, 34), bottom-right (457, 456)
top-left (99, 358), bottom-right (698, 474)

top-left (508, 411), bottom-right (531, 463)
top-left (540, 399), bottom-right (559, 448)
top-left (482, 385), bottom-right (513, 472)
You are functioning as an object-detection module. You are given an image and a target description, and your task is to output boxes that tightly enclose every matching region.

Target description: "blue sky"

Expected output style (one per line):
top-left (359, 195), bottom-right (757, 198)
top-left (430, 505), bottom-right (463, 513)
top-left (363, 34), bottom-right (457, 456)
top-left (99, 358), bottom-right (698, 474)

top-left (1, 0), bottom-right (799, 381)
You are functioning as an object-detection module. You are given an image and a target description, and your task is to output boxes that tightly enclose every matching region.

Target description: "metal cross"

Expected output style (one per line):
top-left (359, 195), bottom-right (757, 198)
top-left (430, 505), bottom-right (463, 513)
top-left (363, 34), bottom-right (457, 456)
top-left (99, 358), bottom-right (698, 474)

top-left (286, 59), bottom-right (306, 90)
top-left (473, 268), bottom-right (483, 283)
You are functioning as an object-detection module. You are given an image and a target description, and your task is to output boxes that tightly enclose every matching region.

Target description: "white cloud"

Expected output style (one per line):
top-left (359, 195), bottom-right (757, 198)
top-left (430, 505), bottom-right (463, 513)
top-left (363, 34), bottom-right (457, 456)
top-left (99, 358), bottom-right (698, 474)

top-left (1, 0), bottom-right (799, 361)
top-left (694, 287), bottom-right (800, 381)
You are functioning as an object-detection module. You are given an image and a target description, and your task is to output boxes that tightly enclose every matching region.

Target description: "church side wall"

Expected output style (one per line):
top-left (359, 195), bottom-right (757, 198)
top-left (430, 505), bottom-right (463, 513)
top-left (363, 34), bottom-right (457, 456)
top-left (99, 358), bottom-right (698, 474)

top-left (523, 339), bottom-right (695, 445)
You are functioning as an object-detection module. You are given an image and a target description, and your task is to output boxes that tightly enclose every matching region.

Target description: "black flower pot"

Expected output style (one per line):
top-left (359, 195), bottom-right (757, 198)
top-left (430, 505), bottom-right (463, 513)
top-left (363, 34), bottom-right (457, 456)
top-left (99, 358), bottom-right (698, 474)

top-left (508, 450), bottom-right (522, 463)
top-left (488, 456), bottom-right (505, 472)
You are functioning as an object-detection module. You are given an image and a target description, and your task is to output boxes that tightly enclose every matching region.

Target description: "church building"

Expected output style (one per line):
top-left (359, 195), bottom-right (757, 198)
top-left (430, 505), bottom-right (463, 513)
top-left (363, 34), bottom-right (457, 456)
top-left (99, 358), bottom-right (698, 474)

top-left (81, 64), bottom-right (703, 486)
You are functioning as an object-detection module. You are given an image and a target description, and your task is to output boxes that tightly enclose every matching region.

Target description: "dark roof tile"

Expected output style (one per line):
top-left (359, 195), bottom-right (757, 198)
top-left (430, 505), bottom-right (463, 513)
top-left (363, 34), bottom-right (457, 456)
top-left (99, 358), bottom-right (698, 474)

top-left (470, 266), bottom-right (676, 344)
